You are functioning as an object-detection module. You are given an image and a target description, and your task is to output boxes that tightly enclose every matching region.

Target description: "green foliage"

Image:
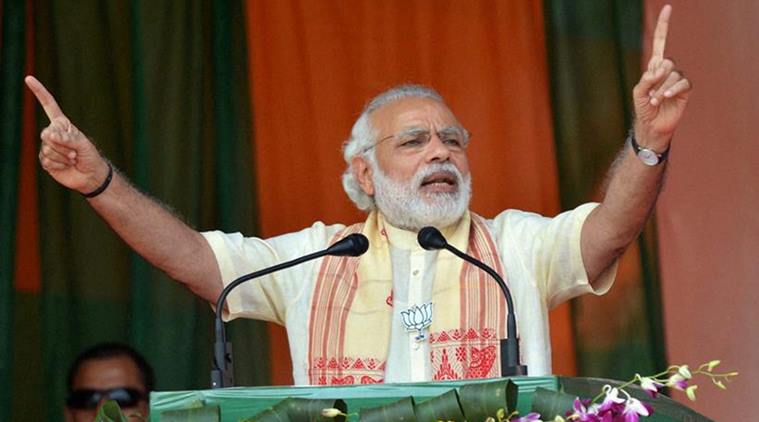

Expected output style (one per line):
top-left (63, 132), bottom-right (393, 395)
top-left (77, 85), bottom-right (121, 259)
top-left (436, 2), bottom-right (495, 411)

top-left (359, 397), bottom-right (417, 421)
top-left (458, 378), bottom-right (517, 420)
top-left (160, 404), bottom-right (219, 422)
top-left (414, 389), bottom-right (465, 421)
top-left (242, 380), bottom-right (517, 421)
top-left (530, 387), bottom-right (575, 418)
top-left (241, 397), bottom-right (347, 422)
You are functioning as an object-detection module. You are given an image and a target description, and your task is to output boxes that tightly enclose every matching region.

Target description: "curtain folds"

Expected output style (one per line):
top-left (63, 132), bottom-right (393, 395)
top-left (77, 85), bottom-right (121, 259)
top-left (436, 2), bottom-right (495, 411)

top-left (1, 1), bottom-right (28, 420)
top-left (3, 1), bottom-right (265, 419)
top-left (543, 0), bottom-right (666, 379)
top-left (244, 0), bottom-right (573, 384)
top-left (2, 2), bottom-right (669, 419)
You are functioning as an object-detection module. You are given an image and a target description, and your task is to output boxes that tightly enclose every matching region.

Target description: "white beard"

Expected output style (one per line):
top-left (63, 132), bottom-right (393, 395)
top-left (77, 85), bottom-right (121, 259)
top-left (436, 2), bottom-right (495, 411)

top-left (372, 162), bottom-right (471, 231)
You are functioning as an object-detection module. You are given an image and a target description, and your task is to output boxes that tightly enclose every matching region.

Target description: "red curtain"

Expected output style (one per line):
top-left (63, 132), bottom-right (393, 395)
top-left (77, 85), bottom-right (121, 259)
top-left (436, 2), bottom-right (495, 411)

top-left (14, 0), bottom-right (39, 294)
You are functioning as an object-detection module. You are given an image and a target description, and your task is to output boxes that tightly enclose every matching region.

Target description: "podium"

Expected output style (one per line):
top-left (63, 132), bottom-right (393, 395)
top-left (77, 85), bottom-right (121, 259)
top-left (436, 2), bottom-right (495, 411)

top-left (149, 376), bottom-right (712, 421)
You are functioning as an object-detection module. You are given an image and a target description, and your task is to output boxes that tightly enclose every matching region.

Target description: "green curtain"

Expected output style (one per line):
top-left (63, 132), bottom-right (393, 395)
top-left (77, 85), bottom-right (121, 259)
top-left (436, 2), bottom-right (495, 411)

top-left (543, 0), bottom-right (667, 378)
top-left (1, 2), bottom-right (27, 422)
top-left (1, 1), bottom-right (268, 420)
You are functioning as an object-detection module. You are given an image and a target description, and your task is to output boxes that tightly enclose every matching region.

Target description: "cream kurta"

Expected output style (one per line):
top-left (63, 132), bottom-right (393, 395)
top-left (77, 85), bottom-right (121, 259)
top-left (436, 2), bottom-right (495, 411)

top-left (202, 203), bottom-right (616, 385)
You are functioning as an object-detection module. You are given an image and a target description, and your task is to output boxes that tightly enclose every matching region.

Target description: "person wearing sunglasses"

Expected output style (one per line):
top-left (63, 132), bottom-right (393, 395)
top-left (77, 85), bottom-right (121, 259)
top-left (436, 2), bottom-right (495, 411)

top-left (65, 342), bottom-right (154, 422)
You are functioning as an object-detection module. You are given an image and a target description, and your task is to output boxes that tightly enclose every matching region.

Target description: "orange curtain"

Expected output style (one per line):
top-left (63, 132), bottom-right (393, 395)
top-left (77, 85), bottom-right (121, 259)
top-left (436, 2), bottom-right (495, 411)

top-left (244, 0), bottom-right (575, 384)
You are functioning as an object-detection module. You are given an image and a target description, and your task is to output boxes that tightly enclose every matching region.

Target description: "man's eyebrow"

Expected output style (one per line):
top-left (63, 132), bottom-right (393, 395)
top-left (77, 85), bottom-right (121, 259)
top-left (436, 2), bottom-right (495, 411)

top-left (438, 125), bottom-right (463, 134)
top-left (396, 125), bottom-right (462, 136)
top-left (396, 126), bottom-right (428, 136)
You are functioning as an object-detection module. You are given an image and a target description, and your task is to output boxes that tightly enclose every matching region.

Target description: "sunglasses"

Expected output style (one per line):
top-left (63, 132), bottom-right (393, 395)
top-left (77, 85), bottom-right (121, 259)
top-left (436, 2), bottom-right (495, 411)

top-left (66, 387), bottom-right (146, 410)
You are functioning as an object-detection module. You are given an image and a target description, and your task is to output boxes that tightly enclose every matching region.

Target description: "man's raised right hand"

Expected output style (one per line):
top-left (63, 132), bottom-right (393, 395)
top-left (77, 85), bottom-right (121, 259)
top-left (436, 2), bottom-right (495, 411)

top-left (25, 75), bottom-right (110, 196)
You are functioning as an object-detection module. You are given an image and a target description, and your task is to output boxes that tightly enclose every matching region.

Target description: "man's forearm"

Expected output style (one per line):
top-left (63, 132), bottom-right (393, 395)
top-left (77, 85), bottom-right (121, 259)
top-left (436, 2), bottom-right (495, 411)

top-left (86, 163), bottom-right (224, 303)
top-left (578, 5), bottom-right (693, 287)
top-left (25, 75), bottom-right (224, 303)
top-left (581, 139), bottom-right (666, 285)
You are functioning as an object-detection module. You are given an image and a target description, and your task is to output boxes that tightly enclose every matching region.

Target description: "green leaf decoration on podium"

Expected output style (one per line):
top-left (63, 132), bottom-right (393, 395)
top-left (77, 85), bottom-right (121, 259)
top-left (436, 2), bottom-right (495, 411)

top-left (242, 397), bottom-right (347, 422)
top-left (244, 407), bottom-right (290, 422)
top-left (458, 379), bottom-right (517, 420)
top-left (359, 397), bottom-right (417, 421)
top-left (160, 404), bottom-right (220, 422)
top-left (530, 387), bottom-right (576, 417)
top-left (413, 389), bottom-right (465, 421)
top-left (240, 379), bottom-right (520, 421)
top-left (154, 368), bottom-right (730, 421)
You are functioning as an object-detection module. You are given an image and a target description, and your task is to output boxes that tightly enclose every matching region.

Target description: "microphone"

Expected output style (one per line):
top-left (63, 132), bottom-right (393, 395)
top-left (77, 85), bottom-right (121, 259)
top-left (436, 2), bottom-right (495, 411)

top-left (418, 227), bottom-right (527, 376)
top-left (211, 233), bottom-right (369, 388)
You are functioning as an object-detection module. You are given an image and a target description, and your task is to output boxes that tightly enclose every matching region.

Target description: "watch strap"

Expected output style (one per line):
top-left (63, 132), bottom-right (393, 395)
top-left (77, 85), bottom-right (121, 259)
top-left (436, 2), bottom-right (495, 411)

top-left (629, 133), bottom-right (669, 165)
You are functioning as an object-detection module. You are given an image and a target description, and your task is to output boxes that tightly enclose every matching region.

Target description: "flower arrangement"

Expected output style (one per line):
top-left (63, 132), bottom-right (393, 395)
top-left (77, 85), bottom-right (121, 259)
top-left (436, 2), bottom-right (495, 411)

top-left (103, 359), bottom-right (735, 421)
top-left (488, 360), bottom-right (736, 422)
top-left (318, 360), bottom-right (737, 422)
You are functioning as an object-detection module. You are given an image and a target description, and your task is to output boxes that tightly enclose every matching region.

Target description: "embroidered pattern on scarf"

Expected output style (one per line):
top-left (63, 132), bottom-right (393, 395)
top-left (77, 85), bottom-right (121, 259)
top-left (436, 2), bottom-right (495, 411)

top-left (430, 215), bottom-right (507, 380)
top-left (307, 213), bottom-right (509, 385)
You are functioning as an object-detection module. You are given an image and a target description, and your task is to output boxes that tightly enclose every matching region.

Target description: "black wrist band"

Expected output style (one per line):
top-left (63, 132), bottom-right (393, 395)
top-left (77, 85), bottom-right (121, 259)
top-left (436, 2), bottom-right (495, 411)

top-left (82, 162), bottom-right (113, 198)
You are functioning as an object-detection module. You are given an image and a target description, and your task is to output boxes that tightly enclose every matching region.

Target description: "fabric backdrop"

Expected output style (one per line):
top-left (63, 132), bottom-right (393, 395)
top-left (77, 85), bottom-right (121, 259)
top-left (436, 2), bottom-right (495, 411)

top-left (244, 0), bottom-right (663, 385)
top-left (1, 1), bottom-right (679, 420)
top-left (648, 0), bottom-right (759, 419)
top-left (544, 0), bottom-right (666, 378)
top-left (244, 0), bottom-right (574, 385)
top-left (3, 1), bottom-right (268, 420)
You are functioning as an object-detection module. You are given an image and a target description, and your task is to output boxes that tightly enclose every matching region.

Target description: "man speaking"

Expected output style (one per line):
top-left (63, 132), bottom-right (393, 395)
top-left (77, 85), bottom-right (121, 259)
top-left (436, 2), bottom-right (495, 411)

top-left (26, 6), bottom-right (688, 386)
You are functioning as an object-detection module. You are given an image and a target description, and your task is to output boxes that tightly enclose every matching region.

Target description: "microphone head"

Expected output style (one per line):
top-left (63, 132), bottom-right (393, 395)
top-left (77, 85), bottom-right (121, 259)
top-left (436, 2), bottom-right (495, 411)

top-left (417, 226), bottom-right (448, 250)
top-left (326, 233), bottom-right (370, 257)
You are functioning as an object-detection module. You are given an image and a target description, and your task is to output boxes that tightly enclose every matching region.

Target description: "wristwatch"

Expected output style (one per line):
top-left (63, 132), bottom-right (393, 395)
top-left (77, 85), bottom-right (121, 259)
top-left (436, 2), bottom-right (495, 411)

top-left (629, 134), bottom-right (669, 166)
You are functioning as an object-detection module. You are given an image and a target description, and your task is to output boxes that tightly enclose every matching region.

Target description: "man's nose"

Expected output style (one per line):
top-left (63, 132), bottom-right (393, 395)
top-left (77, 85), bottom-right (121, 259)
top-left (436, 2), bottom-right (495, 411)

top-left (425, 133), bottom-right (451, 162)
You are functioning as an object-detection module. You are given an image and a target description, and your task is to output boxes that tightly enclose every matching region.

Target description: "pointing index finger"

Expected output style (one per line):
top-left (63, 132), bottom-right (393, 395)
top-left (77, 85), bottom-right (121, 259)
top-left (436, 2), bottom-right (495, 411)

top-left (24, 75), bottom-right (66, 122)
top-left (649, 5), bottom-right (672, 68)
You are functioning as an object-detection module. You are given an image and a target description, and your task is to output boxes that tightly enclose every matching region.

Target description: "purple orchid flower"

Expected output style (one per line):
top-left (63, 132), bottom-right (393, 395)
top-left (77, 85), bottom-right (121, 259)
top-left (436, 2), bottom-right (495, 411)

top-left (595, 387), bottom-right (625, 414)
top-left (618, 397), bottom-right (653, 422)
top-left (569, 397), bottom-right (602, 422)
top-left (639, 376), bottom-right (664, 398)
top-left (511, 412), bottom-right (542, 422)
top-left (666, 373), bottom-right (689, 391)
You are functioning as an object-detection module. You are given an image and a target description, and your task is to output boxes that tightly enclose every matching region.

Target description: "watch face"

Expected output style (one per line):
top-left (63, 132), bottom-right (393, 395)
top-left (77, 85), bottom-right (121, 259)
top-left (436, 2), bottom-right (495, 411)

top-left (638, 149), bottom-right (660, 166)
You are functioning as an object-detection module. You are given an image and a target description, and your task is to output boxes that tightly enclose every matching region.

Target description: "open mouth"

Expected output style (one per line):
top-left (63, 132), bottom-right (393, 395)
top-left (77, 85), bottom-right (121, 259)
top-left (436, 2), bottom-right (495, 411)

top-left (420, 171), bottom-right (458, 189)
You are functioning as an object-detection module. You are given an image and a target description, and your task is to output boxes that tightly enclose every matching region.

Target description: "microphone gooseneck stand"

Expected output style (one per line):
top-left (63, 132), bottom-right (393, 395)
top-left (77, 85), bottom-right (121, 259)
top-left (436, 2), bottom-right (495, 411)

top-left (418, 226), bottom-right (527, 376)
top-left (211, 233), bottom-right (369, 388)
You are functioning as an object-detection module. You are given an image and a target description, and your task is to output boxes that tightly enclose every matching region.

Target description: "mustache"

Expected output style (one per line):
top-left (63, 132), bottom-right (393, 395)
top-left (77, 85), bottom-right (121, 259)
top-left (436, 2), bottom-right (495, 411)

top-left (412, 163), bottom-right (464, 188)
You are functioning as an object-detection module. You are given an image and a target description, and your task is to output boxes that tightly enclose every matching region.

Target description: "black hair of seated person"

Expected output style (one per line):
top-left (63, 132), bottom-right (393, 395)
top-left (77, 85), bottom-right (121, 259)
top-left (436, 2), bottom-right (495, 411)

top-left (67, 342), bottom-right (155, 393)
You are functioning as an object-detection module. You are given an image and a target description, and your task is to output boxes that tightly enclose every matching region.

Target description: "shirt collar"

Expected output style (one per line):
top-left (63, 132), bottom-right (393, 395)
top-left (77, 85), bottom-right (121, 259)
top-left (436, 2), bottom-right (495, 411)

top-left (376, 211), bottom-right (469, 251)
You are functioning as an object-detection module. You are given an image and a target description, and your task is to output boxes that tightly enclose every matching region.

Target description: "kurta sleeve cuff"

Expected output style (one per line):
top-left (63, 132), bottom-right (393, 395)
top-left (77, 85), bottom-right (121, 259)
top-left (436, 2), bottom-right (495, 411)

top-left (201, 230), bottom-right (247, 322)
top-left (547, 202), bottom-right (618, 309)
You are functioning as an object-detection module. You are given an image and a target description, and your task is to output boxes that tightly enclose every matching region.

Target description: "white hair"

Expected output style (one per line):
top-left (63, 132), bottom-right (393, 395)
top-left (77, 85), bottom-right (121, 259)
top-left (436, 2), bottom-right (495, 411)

top-left (373, 162), bottom-right (472, 231)
top-left (341, 84), bottom-right (446, 211)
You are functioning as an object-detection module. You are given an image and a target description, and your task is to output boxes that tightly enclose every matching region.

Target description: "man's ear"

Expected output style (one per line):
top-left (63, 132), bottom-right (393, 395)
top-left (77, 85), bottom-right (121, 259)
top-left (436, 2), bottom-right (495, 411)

top-left (352, 155), bottom-right (375, 197)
